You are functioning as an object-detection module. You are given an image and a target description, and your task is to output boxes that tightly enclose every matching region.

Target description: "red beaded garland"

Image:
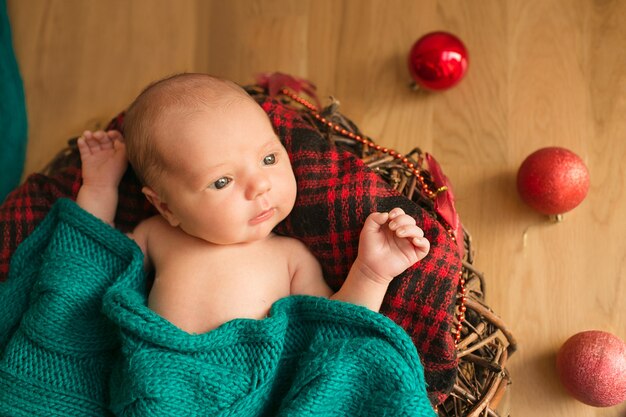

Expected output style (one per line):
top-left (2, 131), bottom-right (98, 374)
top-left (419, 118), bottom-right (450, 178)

top-left (455, 273), bottom-right (466, 343)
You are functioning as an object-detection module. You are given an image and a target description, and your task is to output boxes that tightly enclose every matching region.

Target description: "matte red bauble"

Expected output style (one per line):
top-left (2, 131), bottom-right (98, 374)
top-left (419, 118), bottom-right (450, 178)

top-left (516, 147), bottom-right (590, 215)
top-left (408, 31), bottom-right (469, 91)
top-left (556, 330), bottom-right (626, 407)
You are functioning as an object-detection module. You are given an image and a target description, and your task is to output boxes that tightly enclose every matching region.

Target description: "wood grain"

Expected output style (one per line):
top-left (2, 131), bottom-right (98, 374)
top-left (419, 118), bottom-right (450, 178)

top-left (7, 0), bottom-right (626, 415)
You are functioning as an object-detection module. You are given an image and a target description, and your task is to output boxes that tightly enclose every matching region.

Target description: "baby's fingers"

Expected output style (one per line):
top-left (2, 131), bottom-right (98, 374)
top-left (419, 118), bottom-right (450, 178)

top-left (393, 223), bottom-right (422, 239)
top-left (107, 130), bottom-right (125, 144)
top-left (412, 235), bottom-right (430, 259)
top-left (411, 234), bottom-right (430, 247)
top-left (388, 214), bottom-right (421, 234)
top-left (388, 207), bottom-right (406, 220)
top-left (79, 130), bottom-right (106, 151)
top-left (78, 131), bottom-right (98, 154)
top-left (393, 221), bottom-right (429, 249)
top-left (91, 130), bottom-right (114, 150)
top-left (364, 211), bottom-right (390, 227)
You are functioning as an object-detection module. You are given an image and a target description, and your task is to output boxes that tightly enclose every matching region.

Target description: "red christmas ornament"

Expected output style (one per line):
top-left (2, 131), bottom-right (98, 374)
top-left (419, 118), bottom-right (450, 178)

top-left (556, 330), bottom-right (626, 407)
top-left (408, 31), bottom-right (469, 91)
top-left (516, 147), bottom-right (590, 216)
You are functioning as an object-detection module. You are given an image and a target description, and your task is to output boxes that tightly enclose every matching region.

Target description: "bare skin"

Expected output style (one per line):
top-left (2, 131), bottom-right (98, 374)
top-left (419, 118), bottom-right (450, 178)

top-left (75, 75), bottom-right (429, 335)
top-left (76, 129), bottom-right (127, 226)
top-left (77, 127), bottom-right (429, 334)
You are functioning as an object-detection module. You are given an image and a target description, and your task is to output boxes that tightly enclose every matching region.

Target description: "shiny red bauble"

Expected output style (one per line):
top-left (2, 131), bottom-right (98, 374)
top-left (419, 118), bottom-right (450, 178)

top-left (516, 147), bottom-right (590, 215)
top-left (556, 330), bottom-right (626, 407)
top-left (408, 31), bottom-right (469, 91)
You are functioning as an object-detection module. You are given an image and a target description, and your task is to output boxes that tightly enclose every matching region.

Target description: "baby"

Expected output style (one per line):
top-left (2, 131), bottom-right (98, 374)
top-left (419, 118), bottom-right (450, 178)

top-left (76, 73), bottom-right (430, 334)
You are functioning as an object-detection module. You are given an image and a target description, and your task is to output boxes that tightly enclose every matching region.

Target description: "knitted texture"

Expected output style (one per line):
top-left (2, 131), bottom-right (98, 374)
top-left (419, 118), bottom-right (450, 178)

top-left (0, 199), bottom-right (435, 417)
top-left (0, 198), bottom-right (141, 416)
top-left (0, 94), bottom-right (460, 404)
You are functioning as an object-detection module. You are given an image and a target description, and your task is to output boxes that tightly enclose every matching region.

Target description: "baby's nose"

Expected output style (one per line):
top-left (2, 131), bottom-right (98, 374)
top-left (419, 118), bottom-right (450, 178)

top-left (245, 174), bottom-right (271, 199)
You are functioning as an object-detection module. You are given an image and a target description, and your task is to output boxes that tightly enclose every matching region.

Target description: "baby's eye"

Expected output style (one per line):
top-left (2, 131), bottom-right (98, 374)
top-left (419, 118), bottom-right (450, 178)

top-left (210, 177), bottom-right (232, 190)
top-left (263, 153), bottom-right (277, 166)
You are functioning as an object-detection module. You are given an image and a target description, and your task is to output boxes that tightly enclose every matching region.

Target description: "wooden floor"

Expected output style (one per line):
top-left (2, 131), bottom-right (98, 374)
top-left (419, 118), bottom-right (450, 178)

top-left (7, 1), bottom-right (626, 415)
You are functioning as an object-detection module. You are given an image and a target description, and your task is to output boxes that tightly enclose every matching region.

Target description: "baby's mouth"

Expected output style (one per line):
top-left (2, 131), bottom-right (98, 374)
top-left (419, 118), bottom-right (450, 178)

top-left (250, 208), bottom-right (275, 225)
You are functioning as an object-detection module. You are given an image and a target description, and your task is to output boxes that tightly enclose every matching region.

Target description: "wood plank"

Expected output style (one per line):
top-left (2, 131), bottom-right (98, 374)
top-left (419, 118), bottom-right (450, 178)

top-left (7, 0), bottom-right (626, 415)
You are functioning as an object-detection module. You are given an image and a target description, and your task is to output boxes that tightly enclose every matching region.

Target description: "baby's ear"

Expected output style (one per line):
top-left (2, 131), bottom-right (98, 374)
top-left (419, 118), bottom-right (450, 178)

top-left (141, 186), bottom-right (180, 227)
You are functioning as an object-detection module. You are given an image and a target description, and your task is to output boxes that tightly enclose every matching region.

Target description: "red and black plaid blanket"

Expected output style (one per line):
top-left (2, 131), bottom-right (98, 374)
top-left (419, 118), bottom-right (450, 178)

top-left (0, 95), bottom-right (461, 405)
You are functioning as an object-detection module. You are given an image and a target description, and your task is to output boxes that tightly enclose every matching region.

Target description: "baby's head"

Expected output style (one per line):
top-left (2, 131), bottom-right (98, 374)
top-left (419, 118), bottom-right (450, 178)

top-left (123, 73), bottom-right (297, 244)
top-left (124, 74), bottom-right (249, 188)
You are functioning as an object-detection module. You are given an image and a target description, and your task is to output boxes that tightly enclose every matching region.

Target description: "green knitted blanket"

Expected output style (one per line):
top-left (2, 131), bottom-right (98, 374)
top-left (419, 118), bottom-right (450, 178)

top-left (0, 199), bottom-right (435, 416)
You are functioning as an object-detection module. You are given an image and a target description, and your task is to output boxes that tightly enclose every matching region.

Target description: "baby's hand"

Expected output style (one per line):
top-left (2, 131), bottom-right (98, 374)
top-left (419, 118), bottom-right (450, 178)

top-left (77, 130), bottom-right (127, 189)
top-left (357, 208), bottom-right (430, 284)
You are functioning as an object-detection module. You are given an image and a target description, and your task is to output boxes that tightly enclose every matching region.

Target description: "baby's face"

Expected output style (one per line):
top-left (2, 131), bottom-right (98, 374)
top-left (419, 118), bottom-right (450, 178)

top-left (155, 97), bottom-right (297, 244)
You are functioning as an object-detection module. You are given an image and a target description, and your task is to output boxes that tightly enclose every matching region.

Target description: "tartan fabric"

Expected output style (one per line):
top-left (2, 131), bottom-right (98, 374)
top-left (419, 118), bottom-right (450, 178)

top-left (265, 101), bottom-right (461, 405)
top-left (0, 98), bottom-right (460, 405)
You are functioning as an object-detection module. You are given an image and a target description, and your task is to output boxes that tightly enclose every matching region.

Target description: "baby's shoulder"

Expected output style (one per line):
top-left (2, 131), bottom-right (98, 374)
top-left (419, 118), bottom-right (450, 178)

top-left (131, 215), bottom-right (184, 250)
top-left (269, 234), bottom-right (317, 261)
top-left (134, 215), bottom-right (179, 238)
top-left (137, 214), bottom-right (169, 229)
top-left (269, 233), bottom-right (306, 250)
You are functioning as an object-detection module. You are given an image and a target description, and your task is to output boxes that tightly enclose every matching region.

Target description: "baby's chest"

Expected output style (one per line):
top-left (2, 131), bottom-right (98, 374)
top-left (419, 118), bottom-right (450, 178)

top-left (157, 246), bottom-right (292, 326)
top-left (156, 243), bottom-right (292, 294)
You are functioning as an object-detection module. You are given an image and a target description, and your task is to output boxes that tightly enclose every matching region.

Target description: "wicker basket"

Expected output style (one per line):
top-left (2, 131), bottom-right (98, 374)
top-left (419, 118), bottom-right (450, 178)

top-left (43, 85), bottom-right (517, 416)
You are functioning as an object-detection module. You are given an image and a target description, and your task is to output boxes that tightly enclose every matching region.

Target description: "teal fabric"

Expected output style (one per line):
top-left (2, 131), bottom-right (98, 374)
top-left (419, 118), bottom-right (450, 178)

top-left (0, 198), bottom-right (435, 417)
top-left (0, 0), bottom-right (27, 203)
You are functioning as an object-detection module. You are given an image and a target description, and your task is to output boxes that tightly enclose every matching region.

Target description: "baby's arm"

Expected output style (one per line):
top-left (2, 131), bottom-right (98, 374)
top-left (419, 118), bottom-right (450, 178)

top-left (127, 216), bottom-right (157, 271)
top-left (76, 130), bottom-right (127, 226)
top-left (332, 208), bottom-right (430, 311)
